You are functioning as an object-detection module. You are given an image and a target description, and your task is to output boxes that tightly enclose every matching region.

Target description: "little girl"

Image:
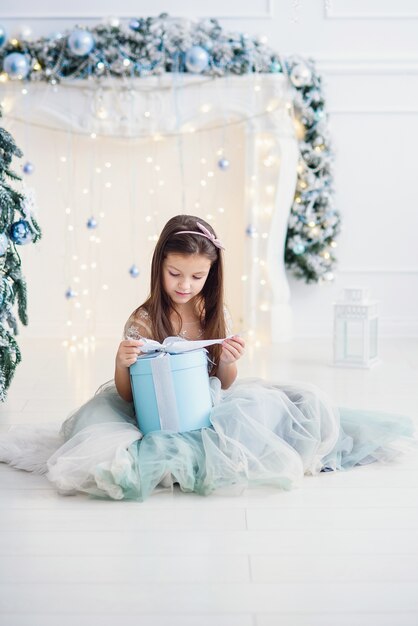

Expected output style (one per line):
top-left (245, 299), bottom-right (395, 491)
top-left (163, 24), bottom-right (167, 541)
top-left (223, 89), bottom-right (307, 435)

top-left (0, 215), bottom-right (416, 500)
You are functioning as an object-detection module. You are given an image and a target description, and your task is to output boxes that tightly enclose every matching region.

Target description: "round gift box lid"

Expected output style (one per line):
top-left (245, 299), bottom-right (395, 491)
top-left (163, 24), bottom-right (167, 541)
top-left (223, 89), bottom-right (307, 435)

top-left (130, 348), bottom-right (208, 375)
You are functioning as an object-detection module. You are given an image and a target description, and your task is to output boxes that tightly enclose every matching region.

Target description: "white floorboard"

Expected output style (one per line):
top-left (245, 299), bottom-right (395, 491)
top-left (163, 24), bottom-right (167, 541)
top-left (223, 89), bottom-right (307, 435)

top-left (0, 336), bottom-right (417, 625)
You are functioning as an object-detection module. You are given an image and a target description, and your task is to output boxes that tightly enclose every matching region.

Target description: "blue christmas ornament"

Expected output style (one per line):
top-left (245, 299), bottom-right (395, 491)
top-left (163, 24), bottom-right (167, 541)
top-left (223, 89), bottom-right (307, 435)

top-left (86, 217), bottom-right (98, 229)
top-left (293, 242), bottom-right (306, 255)
top-left (10, 219), bottom-right (33, 245)
top-left (3, 52), bottom-right (30, 79)
top-left (0, 232), bottom-right (8, 255)
top-left (129, 19), bottom-right (140, 31)
top-left (22, 161), bottom-right (34, 175)
top-left (65, 287), bottom-right (76, 299)
top-left (0, 25), bottom-right (7, 48)
top-left (270, 61), bottom-right (282, 73)
top-left (185, 46), bottom-right (209, 73)
top-left (217, 158), bottom-right (230, 171)
top-left (129, 264), bottom-right (140, 278)
top-left (49, 31), bottom-right (64, 41)
top-left (245, 224), bottom-right (257, 238)
top-left (68, 29), bottom-right (95, 57)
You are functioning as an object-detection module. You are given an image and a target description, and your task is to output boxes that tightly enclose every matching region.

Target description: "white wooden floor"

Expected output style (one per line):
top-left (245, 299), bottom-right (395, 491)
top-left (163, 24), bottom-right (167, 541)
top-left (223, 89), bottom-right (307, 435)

top-left (0, 336), bottom-right (417, 626)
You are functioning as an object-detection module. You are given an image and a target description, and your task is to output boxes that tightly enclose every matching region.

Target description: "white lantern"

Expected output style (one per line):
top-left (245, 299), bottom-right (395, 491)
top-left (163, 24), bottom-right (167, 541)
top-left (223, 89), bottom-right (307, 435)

top-left (333, 288), bottom-right (378, 368)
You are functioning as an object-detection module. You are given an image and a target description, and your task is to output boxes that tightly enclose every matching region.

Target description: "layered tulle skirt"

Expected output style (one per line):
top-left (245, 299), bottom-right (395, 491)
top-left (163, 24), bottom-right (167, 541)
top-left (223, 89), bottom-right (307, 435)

top-left (0, 377), bottom-right (416, 500)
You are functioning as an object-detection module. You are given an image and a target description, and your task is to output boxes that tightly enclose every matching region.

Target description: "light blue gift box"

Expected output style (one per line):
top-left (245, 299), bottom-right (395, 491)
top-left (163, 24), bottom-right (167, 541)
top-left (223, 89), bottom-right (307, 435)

top-left (130, 347), bottom-right (213, 435)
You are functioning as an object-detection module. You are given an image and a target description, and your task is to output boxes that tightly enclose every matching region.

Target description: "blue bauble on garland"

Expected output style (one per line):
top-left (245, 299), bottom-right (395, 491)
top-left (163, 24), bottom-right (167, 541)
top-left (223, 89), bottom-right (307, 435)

top-left (86, 216), bottom-right (98, 229)
top-left (185, 46), bottom-right (209, 73)
top-left (270, 60), bottom-right (282, 73)
top-left (0, 232), bottom-right (8, 255)
top-left (129, 19), bottom-right (140, 31)
top-left (293, 242), bottom-right (306, 255)
top-left (65, 287), bottom-right (77, 299)
top-left (217, 157), bottom-right (230, 171)
top-left (245, 224), bottom-right (257, 238)
top-left (129, 264), bottom-right (140, 278)
top-left (3, 52), bottom-right (30, 79)
top-left (68, 29), bottom-right (95, 57)
top-left (22, 161), bottom-right (34, 175)
top-left (10, 219), bottom-right (33, 245)
top-left (0, 25), bottom-right (7, 48)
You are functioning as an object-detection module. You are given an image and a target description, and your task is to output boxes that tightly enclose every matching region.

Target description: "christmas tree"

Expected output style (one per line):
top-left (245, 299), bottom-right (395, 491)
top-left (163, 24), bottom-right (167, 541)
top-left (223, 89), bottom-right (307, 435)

top-left (0, 109), bottom-right (41, 401)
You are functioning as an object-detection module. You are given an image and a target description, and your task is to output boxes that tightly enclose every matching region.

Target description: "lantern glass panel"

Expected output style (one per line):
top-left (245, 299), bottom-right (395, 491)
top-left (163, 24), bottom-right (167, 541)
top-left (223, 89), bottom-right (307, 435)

top-left (344, 319), bottom-right (364, 358)
top-left (369, 318), bottom-right (378, 359)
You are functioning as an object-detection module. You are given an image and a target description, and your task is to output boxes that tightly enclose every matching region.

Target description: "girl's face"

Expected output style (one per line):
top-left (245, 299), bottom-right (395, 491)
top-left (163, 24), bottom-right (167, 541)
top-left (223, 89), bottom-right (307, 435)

top-left (163, 253), bottom-right (212, 306)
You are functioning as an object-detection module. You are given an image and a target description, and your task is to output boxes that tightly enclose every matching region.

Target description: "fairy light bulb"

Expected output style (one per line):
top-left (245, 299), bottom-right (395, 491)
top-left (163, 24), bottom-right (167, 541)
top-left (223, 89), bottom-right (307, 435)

top-left (96, 107), bottom-right (108, 120)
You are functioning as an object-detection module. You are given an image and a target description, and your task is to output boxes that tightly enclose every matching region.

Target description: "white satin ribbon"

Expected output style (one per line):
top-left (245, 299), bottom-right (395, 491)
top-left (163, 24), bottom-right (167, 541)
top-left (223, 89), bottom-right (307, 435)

top-left (150, 354), bottom-right (180, 431)
top-left (139, 335), bottom-right (234, 355)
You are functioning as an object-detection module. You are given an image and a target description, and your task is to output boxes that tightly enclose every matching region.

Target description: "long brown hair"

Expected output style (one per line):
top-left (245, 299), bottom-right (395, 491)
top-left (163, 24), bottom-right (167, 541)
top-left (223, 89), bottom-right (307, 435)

top-left (136, 215), bottom-right (226, 375)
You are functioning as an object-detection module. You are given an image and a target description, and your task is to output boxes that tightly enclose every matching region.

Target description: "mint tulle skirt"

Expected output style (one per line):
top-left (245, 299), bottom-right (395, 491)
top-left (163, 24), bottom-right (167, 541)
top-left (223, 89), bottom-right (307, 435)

top-left (1, 377), bottom-right (417, 501)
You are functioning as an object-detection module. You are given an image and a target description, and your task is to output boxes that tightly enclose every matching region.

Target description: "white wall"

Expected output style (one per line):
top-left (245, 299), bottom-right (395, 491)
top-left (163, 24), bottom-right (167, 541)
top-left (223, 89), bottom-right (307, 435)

top-left (1, 0), bottom-right (418, 338)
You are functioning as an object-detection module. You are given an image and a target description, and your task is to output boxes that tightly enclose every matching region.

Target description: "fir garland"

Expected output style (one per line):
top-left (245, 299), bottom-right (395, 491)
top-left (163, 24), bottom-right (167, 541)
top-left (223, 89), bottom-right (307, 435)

top-left (0, 112), bottom-right (41, 400)
top-left (0, 14), bottom-right (340, 286)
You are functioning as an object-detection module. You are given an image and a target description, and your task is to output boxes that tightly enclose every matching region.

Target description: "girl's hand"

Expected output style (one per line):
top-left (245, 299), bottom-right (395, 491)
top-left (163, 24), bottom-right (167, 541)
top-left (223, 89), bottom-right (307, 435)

top-left (219, 335), bottom-right (245, 365)
top-left (115, 339), bottom-right (144, 369)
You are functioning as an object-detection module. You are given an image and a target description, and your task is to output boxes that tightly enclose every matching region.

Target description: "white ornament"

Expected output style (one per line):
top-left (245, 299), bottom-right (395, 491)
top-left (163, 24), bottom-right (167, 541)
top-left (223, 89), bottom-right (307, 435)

top-left (290, 62), bottom-right (312, 88)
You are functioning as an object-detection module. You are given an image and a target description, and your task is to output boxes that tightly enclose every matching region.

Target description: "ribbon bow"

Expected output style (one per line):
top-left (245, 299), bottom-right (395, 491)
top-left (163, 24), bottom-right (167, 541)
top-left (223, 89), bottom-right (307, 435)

top-left (138, 335), bottom-right (231, 355)
top-left (175, 222), bottom-right (225, 250)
